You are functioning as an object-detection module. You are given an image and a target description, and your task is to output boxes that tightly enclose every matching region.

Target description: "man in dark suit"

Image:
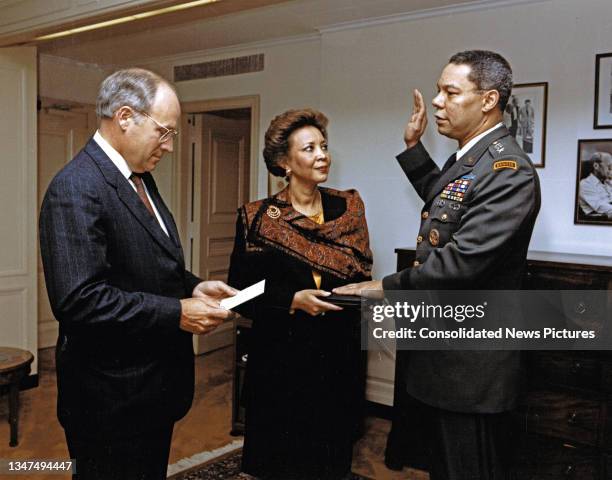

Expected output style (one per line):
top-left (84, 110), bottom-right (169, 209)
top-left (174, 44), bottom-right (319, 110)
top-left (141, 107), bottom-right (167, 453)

top-left (336, 51), bottom-right (541, 478)
top-left (39, 68), bottom-right (236, 479)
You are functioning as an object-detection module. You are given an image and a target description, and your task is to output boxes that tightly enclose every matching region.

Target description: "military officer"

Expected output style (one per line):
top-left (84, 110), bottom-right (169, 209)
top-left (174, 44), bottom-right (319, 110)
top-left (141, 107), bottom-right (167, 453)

top-left (335, 50), bottom-right (541, 479)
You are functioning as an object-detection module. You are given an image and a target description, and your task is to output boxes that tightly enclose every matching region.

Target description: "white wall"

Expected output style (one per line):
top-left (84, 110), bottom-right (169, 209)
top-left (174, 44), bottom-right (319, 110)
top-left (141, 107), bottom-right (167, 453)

top-left (39, 54), bottom-right (109, 105)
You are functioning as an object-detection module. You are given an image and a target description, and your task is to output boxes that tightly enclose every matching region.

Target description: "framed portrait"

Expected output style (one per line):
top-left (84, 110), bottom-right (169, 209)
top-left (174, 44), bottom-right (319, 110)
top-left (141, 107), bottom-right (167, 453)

top-left (503, 82), bottom-right (548, 168)
top-left (594, 53), bottom-right (612, 129)
top-left (574, 139), bottom-right (612, 225)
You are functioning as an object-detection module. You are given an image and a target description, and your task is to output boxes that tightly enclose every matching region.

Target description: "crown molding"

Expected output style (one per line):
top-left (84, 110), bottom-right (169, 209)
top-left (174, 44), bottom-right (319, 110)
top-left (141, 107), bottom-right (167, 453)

top-left (39, 52), bottom-right (112, 72)
top-left (135, 32), bottom-right (321, 67)
top-left (317, 0), bottom-right (551, 34)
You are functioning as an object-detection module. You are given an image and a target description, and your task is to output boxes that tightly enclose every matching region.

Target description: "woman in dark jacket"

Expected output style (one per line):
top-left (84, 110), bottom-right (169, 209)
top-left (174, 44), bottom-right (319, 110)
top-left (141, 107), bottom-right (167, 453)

top-left (228, 108), bottom-right (373, 480)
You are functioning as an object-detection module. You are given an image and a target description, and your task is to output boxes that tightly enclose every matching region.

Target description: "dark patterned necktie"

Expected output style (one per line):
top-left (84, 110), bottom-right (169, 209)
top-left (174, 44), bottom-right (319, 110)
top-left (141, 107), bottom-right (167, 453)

top-left (130, 173), bottom-right (154, 216)
top-left (441, 153), bottom-right (457, 174)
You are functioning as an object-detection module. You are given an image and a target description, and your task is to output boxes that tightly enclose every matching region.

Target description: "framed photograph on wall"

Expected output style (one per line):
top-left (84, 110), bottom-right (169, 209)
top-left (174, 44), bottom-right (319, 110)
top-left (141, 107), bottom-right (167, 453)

top-left (503, 82), bottom-right (548, 168)
top-left (574, 139), bottom-right (612, 225)
top-left (594, 53), bottom-right (612, 129)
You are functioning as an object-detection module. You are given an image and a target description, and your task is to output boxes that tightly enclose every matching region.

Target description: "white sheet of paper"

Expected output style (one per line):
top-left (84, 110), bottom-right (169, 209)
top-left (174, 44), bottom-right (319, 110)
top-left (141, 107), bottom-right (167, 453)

top-left (220, 279), bottom-right (265, 310)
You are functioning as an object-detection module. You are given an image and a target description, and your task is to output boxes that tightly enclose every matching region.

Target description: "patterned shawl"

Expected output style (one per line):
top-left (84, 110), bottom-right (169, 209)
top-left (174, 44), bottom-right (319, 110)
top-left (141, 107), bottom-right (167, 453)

top-left (240, 186), bottom-right (373, 280)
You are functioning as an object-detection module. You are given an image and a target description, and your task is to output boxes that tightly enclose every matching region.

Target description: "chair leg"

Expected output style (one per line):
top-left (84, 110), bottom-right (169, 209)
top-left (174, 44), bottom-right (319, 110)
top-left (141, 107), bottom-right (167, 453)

top-left (8, 383), bottom-right (19, 447)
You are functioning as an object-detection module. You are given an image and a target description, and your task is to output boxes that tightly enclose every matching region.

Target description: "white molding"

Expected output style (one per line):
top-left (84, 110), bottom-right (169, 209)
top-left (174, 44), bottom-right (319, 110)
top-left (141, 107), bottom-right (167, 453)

top-left (39, 52), bottom-right (110, 72)
top-left (366, 376), bottom-right (394, 406)
top-left (136, 33), bottom-right (321, 68)
top-left (0, 286), bottom-right (28, 347)
top-left (317, 0), bottom-right (552, 34)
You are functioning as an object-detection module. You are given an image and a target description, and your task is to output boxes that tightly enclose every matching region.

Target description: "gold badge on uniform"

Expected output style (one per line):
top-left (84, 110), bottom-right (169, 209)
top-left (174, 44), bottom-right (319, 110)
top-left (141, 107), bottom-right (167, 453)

top-left (266, 205), bottom-right (281, 219)
top-left (429, 229), bottom-right (440, 246)
top-left (493, 160), bottom-right (518, 171)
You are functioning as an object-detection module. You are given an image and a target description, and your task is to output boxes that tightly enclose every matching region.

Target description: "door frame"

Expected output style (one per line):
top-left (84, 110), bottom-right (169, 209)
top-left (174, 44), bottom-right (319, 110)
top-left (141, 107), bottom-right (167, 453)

top-left (175, 95), bottom-right (259, 256)
top-left (176, 95), bottom-right (259, 355)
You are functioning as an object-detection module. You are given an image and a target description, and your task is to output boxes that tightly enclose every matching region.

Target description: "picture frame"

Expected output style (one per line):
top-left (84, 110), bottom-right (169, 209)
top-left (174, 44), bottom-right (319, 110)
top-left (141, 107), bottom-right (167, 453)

top-left (503, 82), bottom-right (548, 168)
top-left (594, 53), bottom-right (612, 129)
top-left (574, 139), bottom-right (612, 225)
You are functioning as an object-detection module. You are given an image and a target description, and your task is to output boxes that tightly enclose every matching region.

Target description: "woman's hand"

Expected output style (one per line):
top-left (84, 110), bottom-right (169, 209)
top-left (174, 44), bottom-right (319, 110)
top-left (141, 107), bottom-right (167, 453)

top-left (290, 290), bottom-right (343, 316)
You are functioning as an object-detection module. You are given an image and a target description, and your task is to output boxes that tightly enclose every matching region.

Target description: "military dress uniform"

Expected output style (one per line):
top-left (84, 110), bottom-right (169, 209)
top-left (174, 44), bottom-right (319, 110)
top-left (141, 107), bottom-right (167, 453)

top-left (382, 125), bottom-right (541, 479)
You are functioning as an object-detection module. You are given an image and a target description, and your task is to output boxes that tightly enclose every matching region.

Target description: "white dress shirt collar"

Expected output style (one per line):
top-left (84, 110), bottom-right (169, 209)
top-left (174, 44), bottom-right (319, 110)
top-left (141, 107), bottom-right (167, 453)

top-left (456, 122), bottom-right (504, 161)
top-left (93, 130), bottom-right (132, 180)
top-left (92, 130), bottom-right (169, 236)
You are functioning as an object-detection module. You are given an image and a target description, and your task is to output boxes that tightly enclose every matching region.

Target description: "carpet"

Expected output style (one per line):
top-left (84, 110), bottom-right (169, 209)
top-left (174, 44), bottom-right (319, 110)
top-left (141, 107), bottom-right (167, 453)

top-left (168, 448), bottom-right (372, 480)
top-left (169, 449), bottom-right (244, 479)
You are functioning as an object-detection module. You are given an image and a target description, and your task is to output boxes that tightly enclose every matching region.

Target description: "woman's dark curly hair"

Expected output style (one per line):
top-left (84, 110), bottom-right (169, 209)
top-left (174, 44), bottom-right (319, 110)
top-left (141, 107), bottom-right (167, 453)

top-left (263, 108), bottom-right (329, 177)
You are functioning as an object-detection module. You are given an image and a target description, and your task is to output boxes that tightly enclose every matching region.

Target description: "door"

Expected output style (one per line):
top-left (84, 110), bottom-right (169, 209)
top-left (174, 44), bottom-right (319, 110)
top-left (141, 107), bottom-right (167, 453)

top-left (187, 110), bottom-right (251, 354)
top-left (0, 47), bottom-right (38, 372)
top-left (37, 101), bottom-right (96, 348)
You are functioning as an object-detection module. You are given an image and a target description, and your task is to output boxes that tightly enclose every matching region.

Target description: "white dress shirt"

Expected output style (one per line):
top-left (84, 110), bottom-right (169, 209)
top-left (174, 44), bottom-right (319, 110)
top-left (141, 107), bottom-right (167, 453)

top-left (579, 173), bottom-right (612, 216)
top-left (93, 131), bottom-right (169, 236)
top-left (456, 122), bottom-right (504, 161)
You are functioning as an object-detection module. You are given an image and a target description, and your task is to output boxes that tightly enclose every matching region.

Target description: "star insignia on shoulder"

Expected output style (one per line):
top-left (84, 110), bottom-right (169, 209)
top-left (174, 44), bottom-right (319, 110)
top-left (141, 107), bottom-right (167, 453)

top-left (492, 141), bottom-right (505, 153)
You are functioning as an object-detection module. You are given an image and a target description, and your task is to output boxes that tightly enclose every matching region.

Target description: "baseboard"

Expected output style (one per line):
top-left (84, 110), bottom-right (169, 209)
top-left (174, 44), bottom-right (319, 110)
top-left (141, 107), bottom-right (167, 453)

top-left (196, 321), bottom-right (234, 355)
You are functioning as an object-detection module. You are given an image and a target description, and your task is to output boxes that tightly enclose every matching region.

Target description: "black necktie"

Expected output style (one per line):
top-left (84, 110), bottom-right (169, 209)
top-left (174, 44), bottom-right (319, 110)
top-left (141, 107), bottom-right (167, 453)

top-left (441, 153), bottom-right (457, 174)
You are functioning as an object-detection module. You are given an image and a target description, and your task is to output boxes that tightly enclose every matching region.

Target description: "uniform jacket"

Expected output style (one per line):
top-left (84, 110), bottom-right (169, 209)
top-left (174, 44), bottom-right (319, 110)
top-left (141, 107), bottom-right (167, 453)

top-left (383, 125), bottom-right (541, 413)
top-left (39, 138), bottom-right (201, 438)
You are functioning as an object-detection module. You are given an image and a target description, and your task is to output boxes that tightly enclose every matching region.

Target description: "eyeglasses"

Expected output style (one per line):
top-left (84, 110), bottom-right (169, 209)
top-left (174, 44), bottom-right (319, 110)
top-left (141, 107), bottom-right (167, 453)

top-left (134, 109), bottom-right (179, 143)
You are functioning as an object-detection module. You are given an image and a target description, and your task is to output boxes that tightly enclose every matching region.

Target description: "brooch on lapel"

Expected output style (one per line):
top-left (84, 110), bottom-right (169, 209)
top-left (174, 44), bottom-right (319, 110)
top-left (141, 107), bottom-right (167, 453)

top-left (440, 178), bottom-right (472, 203)
top-left (266, 205), bottom-right (281, 219)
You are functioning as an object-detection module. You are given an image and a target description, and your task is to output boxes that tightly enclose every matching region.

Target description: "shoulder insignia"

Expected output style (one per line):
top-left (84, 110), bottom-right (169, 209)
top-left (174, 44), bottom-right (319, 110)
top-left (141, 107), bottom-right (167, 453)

top-left (491, 141), bottom-right (505, 153)
top-left (493, 160), bottom-right (518, 171)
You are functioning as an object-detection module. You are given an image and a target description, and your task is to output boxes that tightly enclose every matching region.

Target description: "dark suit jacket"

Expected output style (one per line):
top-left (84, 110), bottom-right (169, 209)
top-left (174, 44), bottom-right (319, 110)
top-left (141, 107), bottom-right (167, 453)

top-left (383, 126), bottom-right (541, 413)
top-left (39, 138), bottom-right (201, 438)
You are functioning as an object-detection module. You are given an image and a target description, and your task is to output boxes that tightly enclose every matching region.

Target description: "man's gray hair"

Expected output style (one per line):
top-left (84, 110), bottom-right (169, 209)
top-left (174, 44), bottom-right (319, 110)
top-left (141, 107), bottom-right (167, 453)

top-left (591, 151), bottom-right (612, 164)
top-left (96, 68), bottom-right (173, 120)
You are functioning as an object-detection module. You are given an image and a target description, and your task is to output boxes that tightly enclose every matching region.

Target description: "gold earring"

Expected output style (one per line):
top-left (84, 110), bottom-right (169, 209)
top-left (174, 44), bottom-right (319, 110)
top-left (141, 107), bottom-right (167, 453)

top-left (285, 169), bottom-right (292, 176)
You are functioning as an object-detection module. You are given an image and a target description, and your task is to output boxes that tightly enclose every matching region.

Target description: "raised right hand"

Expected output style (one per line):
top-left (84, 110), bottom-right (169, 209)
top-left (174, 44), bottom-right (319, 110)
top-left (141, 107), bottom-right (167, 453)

top-left (290, 290), bottom-right (343, 316)
top-left (404, 89), bottom-right (428, 149)
top-left (179, 297), bottom-right (232, 335)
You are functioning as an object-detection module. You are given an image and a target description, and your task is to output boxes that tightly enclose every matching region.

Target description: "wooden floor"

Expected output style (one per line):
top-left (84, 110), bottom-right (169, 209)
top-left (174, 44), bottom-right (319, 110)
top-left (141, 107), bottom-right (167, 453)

top-left (0, 346), bottom-right (426, 480)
